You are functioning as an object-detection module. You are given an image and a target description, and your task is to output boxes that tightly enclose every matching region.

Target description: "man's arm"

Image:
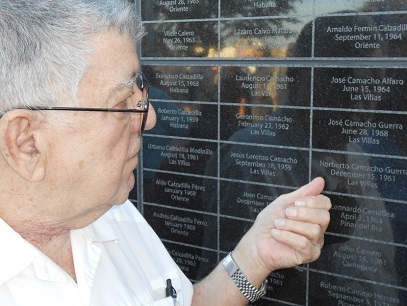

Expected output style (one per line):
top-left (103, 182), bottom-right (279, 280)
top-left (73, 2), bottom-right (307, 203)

top-left (192, 177), bottom-right (331, 305)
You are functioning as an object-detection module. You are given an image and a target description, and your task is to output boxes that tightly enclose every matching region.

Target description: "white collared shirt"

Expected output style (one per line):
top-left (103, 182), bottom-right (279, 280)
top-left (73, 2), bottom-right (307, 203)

top-left (0, 200), bottom-right (193, 306)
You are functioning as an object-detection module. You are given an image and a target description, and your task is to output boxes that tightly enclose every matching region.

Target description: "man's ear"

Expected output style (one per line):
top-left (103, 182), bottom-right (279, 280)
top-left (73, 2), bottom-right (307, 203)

top-left (0, 110), bottom-right (46, 182)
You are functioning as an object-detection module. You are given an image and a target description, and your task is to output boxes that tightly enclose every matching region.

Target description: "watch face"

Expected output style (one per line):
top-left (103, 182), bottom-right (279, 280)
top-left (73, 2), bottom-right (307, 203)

top-left (222, 253), bottom-right (237, 275)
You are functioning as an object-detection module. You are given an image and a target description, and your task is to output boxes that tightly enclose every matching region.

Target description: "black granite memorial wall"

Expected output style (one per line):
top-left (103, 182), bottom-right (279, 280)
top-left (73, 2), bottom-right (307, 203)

top-left (130, 1), bottom-right (407, 305)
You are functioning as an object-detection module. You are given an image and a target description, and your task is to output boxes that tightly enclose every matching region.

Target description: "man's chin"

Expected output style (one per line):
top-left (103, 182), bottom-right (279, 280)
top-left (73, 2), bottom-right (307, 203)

top-left (109, 173), bottom-right (136, 206)
top-left (118, 173), bottom-right (136, 202)
top-left (127, 171), bottom-right (136, 190)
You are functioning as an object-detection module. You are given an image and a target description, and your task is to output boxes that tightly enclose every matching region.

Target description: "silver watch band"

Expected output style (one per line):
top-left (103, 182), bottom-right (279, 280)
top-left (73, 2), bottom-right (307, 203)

top-left (222, 252), bottom-right (267, 303)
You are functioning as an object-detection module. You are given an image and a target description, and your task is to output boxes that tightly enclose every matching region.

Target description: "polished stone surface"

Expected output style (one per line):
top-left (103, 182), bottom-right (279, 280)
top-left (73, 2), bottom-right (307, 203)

top-left (135, 1), bottom-right (407, 304)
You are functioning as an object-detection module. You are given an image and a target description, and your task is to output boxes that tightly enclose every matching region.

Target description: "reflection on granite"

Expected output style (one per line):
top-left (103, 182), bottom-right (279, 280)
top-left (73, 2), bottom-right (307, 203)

top-left (220, 0), bottom-right (313, 18)
top-left (315, 0), bottom-right (407, 14)
top-left (141, 0), bottom-right (217, 21)
top-left (137, 0), bottom-right (407, 304)
top-left (314, 14), bottom-right (407, 57)
top-left (141, 21), bottom-right (218, 58)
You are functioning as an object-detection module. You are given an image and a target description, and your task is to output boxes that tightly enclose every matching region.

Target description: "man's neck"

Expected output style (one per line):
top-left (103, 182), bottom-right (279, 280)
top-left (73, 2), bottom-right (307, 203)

top-left (8, 218), bottom-right (77, 281)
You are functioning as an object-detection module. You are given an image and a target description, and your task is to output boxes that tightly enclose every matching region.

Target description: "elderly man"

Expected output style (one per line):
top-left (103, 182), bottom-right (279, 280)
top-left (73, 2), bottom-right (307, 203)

top-left (0, 1), bottom-right (331, 305)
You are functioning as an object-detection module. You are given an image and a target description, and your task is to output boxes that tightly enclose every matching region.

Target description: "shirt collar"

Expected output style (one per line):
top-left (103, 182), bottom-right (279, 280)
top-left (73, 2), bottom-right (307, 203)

top-left (73, 207), bottom-right (119, 243)
top-left (0, 207), bottom-right (119, 286)
top-left (0, 218), bottom-right (35, 285)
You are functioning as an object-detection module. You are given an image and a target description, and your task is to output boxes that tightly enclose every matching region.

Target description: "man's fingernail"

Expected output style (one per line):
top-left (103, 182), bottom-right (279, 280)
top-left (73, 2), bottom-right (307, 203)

top-left (271, 229), bottom-right (281, 236)
top-left (274, 219), bottom-right (285, 227)
top-left (295, 200), bottom-right (306, 207)
top-left (285, 207), bottom-right (297, 217)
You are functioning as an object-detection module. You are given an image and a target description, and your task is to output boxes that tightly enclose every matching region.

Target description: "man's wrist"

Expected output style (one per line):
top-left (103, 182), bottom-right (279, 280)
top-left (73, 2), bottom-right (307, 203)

top-left (233, 238), bottom-right (272, 286)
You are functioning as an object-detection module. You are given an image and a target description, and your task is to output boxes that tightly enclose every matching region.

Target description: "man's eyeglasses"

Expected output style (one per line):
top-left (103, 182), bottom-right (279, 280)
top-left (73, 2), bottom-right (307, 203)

top-left (11, 72), bottom-right (150, 133)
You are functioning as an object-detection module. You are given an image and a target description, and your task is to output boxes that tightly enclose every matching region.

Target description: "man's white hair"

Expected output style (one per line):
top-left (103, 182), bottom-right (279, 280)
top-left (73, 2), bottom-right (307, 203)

top-left (0, 0), bottom-right (144, 115)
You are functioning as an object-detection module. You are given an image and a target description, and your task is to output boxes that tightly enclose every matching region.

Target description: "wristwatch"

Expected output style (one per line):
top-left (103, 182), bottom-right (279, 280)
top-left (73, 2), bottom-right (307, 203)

top-left (222, 252), bottom-right (268, 303)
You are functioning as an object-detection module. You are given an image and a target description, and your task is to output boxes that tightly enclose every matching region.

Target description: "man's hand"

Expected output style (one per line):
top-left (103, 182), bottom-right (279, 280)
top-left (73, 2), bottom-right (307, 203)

top-left (233, 177), bottom-right (331, 285)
